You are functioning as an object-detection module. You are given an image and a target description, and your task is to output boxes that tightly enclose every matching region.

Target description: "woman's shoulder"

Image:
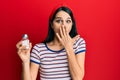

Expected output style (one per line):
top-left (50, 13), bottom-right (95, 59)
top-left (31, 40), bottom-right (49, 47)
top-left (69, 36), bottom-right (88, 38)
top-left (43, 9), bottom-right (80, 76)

top-left (32, 42), bottom-right (45, 50)
top-left (74, 36), bottom-right (86, 46)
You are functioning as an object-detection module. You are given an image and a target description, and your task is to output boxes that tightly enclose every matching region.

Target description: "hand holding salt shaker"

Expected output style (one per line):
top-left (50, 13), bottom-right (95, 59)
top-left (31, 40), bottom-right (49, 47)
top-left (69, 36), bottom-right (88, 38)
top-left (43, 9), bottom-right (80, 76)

top-left (22, 34), bottom-right (29, 49)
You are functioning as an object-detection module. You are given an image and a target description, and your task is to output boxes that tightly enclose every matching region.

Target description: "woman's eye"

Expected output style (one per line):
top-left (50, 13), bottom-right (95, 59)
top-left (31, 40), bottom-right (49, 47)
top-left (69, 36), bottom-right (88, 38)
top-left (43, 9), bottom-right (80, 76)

top-left (55, 20), bottom-right (62, 23)
top-left (66, 20), bottom-right (72, 23)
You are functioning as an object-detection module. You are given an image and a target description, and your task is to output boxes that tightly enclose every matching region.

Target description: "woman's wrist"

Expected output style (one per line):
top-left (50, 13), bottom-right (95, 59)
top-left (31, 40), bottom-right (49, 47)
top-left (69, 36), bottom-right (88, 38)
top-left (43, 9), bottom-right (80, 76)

top-left (22, 60), bottom-right (30, 66)
top-left (65, 47), bottom-right (74, 56)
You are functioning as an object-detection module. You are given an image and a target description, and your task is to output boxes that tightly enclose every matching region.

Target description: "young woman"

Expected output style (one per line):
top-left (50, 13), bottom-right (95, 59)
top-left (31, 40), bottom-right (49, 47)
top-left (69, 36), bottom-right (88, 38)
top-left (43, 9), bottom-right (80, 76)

top-left (16, 6), bottom-right (86, 80)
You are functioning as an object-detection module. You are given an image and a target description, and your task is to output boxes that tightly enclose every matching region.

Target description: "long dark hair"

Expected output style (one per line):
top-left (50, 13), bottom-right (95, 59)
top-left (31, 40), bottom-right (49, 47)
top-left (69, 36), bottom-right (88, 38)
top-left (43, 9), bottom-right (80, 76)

top-left (43, 6), bottom-right (78, 43)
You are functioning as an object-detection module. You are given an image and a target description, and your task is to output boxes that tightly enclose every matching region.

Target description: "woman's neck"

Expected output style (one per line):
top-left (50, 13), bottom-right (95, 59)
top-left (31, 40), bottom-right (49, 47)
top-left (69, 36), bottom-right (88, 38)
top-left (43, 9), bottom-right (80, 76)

top-left (48, 36), bottom-right (62, 46)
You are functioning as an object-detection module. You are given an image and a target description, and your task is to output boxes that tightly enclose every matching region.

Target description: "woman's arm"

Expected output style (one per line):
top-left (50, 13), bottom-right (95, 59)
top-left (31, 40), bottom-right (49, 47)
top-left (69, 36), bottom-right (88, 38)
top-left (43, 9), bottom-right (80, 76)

top-left (22, 62), bottom-right (31, 80)
top-left (22, 62), bottom-right (39, 80)
top-left (16, 41), bottom-right (39, 80)
top-left (30, 62), bottom-right (39, 80)
top-left (66, 47), bottom-right (85, 80)
top-left (56, 26), bottom-right (86, 80)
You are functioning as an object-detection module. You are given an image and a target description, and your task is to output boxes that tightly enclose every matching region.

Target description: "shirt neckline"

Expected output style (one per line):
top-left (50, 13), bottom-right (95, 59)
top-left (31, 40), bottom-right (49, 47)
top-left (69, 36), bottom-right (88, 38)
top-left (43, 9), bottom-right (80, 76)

top-left (44, 43), bottom-right (65, 52)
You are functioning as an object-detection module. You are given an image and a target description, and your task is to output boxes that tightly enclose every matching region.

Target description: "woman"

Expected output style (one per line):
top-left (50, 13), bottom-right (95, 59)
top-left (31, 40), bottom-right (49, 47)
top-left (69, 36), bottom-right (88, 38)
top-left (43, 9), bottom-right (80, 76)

top-left (16, 6), bottom-right (86, 80)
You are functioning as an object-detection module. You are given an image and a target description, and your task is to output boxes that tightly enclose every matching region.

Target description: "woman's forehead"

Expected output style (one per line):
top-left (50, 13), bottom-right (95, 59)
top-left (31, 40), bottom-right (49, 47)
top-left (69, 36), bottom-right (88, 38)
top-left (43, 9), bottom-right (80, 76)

top-left (55, 11), bottom-right (71, 19)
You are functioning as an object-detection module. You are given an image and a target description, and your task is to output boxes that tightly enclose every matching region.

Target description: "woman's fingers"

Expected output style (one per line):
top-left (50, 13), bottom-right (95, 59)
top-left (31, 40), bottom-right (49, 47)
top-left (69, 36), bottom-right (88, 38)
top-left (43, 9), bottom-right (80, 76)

top-left (60, 26), bottom-right (64, 38)
top-left (64, 26), bottom-right (69, 36)
top-left (17, 41), bottom-right (32, 55)
top-left (60, 26), bottom-right (69, 40)
top-left (29, 42), bottom-right (32, 49)
top-left (61, 26), bottom-right (66, 37)
top-left (16, 40), bottom-right (22, 49)
top-left (18, 46), bottom-right (27, 52)
top-left (56, 33), bottom-right (62, 41)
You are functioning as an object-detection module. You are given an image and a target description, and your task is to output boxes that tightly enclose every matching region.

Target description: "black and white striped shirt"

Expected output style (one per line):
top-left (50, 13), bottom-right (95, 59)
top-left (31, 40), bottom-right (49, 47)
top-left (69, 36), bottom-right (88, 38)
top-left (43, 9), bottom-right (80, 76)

top-left (30, 37), bottom-right (86, 80)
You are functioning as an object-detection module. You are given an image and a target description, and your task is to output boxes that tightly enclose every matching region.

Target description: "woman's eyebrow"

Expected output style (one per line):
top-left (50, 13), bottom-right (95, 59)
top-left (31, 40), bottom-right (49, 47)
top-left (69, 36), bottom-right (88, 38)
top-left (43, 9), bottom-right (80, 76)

top-left (55, 17), bottom-right (71, 19)
top-left (67, 17), bottom-right (72, 19)
top-left (55, 17), bottom-right (62, 19)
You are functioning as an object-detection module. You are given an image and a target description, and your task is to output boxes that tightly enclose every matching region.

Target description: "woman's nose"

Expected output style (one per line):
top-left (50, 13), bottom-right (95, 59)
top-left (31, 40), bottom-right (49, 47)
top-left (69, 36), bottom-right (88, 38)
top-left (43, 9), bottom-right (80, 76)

top-left (61, 24), bottom-right (65, 28)
top-left (61, 21), bottom-right (66, 26)
top-left (61, 23), bottom-right (66, 28)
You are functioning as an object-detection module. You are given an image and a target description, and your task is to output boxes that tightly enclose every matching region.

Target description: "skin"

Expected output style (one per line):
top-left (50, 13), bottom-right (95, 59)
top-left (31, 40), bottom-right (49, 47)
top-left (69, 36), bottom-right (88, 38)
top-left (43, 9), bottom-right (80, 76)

top-left (16, 10), bottom-right (85, 80)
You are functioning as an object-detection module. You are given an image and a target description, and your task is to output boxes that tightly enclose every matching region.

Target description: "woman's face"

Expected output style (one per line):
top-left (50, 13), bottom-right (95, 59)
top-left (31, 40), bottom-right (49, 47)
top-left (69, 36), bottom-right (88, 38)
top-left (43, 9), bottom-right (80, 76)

top-left (52, 11), bottom-right (73, 35)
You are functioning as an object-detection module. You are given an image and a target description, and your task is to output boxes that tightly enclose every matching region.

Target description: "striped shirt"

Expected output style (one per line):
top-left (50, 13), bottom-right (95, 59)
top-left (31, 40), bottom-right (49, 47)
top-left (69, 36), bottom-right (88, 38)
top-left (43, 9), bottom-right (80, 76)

top-left (30, 37), bottom-right (86, 80)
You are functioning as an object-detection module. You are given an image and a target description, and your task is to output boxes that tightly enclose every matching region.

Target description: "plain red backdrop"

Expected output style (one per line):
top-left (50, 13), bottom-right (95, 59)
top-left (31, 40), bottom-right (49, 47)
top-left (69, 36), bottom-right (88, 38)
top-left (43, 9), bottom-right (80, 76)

top-left (0, 0), bottom-right (120, 80)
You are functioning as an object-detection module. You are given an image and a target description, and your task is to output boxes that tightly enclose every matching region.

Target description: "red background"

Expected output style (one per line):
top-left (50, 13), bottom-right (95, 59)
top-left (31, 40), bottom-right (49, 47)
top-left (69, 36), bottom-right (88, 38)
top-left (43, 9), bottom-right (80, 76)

top-left (0, 0), bottom-right (120, 80)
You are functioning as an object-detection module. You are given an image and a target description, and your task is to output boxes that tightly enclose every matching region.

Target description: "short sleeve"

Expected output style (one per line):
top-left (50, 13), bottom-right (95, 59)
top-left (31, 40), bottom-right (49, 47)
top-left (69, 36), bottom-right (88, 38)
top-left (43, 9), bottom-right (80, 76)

top-left (30, 44), bottom-right (40, 64)
top-left (74, 37), bottom-right (86, 54)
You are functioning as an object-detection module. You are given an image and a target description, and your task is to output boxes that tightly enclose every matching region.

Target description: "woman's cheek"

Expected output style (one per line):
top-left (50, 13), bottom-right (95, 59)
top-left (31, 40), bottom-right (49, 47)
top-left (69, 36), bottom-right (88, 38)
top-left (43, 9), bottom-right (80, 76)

top-left (67, 26), bottom-right (72, 33)
top-left (53, 27), bottom-right (60, 33)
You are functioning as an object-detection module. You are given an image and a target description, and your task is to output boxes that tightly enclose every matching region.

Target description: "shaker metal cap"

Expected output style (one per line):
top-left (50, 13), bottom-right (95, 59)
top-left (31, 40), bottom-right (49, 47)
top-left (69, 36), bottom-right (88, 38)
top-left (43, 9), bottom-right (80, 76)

top-left (22, 34), bottom-right (28, 39)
